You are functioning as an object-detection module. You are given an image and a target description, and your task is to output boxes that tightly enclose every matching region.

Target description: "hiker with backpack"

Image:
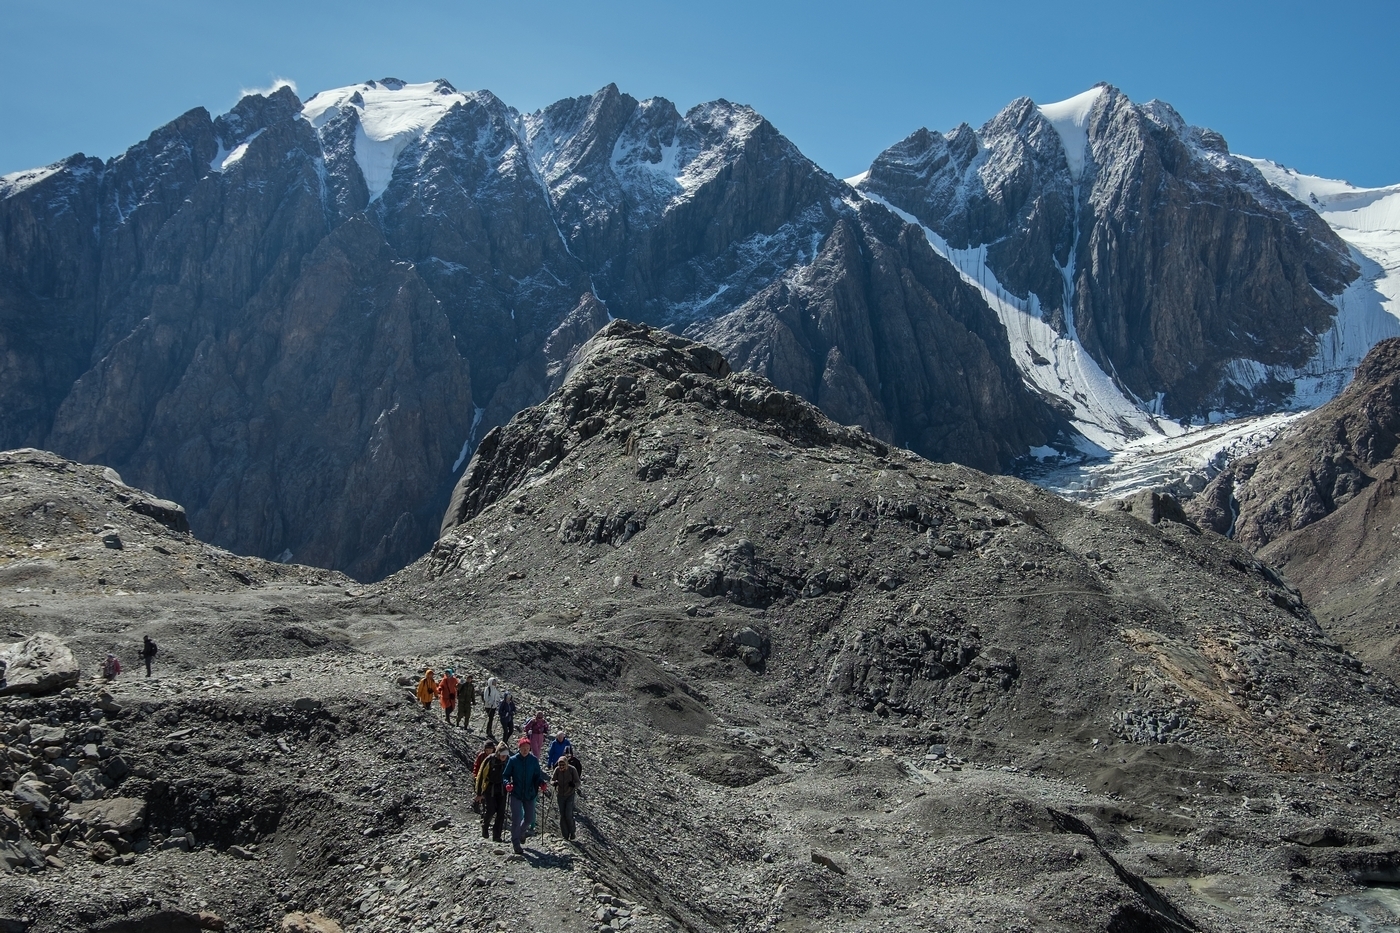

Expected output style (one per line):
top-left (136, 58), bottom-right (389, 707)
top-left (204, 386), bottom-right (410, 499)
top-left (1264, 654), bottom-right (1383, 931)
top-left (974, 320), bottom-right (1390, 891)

top-left (525, 710), bottom-right (550, 760)
top-left (141, 636), bottom-right (158, 678)
top-left (416, 669), bottom-right (439, 711)
top-left (481, 677), bottom-right (503, 738)
top-left (456, 672), bottom-right (475, 729)
top-left (102, 653), bottom-right (122, 681)
top-left (499, 691), bottom-right (518, 742)
top-left (439, 669), bottom-right (459, 722)
top-left (477, 742), bottom-right (509, 841)
top-left (502, 736), bottom-right (549, 855)
top-left (552, 750), bottom-right (580, 841)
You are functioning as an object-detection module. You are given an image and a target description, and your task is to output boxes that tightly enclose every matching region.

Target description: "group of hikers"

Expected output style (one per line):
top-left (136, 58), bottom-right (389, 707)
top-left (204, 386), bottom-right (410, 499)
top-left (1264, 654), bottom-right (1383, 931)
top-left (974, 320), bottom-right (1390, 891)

top-left (98, 635), bottom-right (159, 681)
top-left (416, 668), bottom-right (583, 854)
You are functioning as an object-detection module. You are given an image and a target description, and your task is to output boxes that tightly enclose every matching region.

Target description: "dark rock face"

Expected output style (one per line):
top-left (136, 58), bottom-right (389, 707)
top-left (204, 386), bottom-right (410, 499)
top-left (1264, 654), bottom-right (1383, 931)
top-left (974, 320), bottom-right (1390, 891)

top-left (1190, 338), bottom-right (1400, 676)
top-left (704, 202), bottom-right (1054, 469)
top-left (1, 80), bottom-right (1054, 578)
top-left (858, 84), bottom-right (1358, 416)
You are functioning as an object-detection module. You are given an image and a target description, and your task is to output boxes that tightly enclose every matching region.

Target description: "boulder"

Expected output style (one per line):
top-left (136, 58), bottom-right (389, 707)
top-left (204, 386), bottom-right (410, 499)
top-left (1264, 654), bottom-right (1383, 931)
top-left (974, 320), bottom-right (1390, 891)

top-left (12, 774), bottom-right (50, 814)
top-left (66, 796), bottom-right (146, 834)
top-left (129, 496), bottom-right (191, 533)
top-left (280, 912), bottom-right (342, 933)
top-left (0, 837), bottom-right (44, 870)
top-left (70, 768), bottom-right (111, 801)
top-left (0, 633), bottom-right (80, 696)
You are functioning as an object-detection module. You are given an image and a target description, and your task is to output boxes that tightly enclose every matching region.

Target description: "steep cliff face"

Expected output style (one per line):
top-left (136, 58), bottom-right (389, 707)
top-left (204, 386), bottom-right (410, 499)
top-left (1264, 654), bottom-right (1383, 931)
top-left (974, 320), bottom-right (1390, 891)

top-left (704, 203), bottom-right (1053, 469)
top-left (858, 84), bottom-right (1361, 422)
top-left (0, 79), bottom-right (1053, 578)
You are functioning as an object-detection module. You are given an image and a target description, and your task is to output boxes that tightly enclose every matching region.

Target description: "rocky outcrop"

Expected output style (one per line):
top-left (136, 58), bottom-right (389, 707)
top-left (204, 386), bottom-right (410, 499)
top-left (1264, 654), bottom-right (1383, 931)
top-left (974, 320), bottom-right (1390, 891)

top-left (858, 84), bottom-right (1359, 417)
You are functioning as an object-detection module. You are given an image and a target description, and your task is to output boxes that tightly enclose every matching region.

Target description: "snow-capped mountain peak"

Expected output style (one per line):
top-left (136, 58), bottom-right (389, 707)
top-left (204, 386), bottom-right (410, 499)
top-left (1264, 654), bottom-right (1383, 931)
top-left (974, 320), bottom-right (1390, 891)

top-left (301, 78), bottom-right (470, 200)
top-left (1036, 85), bottom-right (1107, 181)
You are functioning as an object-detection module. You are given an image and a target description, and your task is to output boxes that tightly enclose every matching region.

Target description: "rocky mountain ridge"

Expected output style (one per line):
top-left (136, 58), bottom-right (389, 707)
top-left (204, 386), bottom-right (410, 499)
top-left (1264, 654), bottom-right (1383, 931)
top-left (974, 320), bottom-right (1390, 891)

top-left (4, 77), bottom-right (1397, 582)
top-left (854, 83), bottom-right (1394, 445)
top-left (0, 79), bottom-right (1054, 580)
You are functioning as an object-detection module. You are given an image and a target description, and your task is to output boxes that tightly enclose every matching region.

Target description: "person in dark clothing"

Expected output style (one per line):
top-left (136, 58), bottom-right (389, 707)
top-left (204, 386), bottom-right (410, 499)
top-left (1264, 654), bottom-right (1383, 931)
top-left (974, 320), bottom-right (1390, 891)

top-left (456, 673), bottom-right (475, 729)
top-left (477, 744), bottom-right (509, 841)
top-left (502, 736), bottom-right (548, 855)
top-left (552, 753), bottom-right (580, 841)
top-left (498, 692), bottom-right (518, 742)
top-left (471, 739), bottom-right (496, 813)
top-left (141, 636), bottom-right (158, 678)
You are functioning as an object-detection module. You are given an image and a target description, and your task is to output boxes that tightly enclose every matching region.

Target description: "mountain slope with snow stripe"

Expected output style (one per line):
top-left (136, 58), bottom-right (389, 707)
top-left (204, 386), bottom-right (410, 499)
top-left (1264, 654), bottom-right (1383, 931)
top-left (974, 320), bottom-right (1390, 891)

top-left (1036, 86), bottom-right (1105, 181)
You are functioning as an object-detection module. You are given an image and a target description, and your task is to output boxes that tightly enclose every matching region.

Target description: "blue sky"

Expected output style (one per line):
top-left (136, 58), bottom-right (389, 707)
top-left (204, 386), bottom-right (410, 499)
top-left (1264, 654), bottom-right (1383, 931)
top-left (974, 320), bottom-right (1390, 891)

top-left (2, 0), bottom-right (1397, 186)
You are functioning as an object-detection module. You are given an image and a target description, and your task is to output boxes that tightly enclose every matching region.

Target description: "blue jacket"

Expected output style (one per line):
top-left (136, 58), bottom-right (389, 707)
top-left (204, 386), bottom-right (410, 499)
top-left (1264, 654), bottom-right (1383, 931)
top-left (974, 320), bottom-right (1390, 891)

top-left (547, 739), bottom-right (573, 768)
top-left (502, 751), bottom-right (547, 802)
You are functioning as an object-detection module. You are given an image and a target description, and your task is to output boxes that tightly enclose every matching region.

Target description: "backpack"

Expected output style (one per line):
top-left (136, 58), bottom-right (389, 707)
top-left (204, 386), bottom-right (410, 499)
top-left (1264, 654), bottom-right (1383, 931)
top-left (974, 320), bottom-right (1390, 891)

top-left (146, 640), bottom-right (158, 657)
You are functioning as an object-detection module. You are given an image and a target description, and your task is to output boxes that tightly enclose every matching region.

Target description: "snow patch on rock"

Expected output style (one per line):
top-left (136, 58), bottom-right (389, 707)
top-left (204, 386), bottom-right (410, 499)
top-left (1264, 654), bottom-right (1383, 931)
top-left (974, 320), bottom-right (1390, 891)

top-left (1036, 86), bottom-right (1105, 181)
top-left (0, 163), bottom-right (63, 198)
top-left (301, 79), bottom-right (469, 201)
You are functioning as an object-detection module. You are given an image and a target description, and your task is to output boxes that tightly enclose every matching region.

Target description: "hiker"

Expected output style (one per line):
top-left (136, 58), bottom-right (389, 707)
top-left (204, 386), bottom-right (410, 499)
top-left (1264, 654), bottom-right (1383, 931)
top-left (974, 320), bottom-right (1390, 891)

top-left (477, 742), bottom-right (509, 841)
top-left (416, 668), bottom-right (439, 711)
top-left (439, 669), bottom-right (460, 722)
top-left (101, 653), bottom-right (121, 681)
top-left (471, 739), bottom-right (497, 813)
top-left (564, 748), bottom-right (584, 780)
top-left (481, 677), bottom-right (503, 738)
top-left (502, 736), bottom-right (549, 855)
top-left (141, 636), bottom-right (158, 678)
top-left (498, 691), bottom-right (518, 742)
top-left (526, 711), bottom-right (550, 760)
top-left (552, 750), bottom-right (580, 841)
top-left (456, 672), bottom-right (476, 729)
top-left (547, 731), bottom-right (572, 768)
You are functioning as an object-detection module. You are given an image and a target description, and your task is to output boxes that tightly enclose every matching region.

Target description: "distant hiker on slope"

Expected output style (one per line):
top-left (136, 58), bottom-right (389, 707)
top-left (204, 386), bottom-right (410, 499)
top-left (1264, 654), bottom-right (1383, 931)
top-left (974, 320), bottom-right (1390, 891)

top-left (482, 677), bottom-right (503, 738)
top-left (499, 691), bottom-right (518, 742)
top-left (141, 636), bottom-right (158, 678)
top-left (456, 672), bottom-right (476, 729)
top-left (526, 710), bottom-right (550, 760)
top-left (552, 750), bottom-right (580, 841)
top-left (471, 738), bottom-right (497, 814)
top-left (439, 669), bottom-right (460, 722)
top-left (503, 736), bottom-right (549, 855)
top-left (547, 731), bottom-right (572, 768)
top-left (416, 668), bottom-right (439, 711)
top-left (478, 742), bottom-right (509, 841)
top-left (102, 653), bottom-right (122, 681)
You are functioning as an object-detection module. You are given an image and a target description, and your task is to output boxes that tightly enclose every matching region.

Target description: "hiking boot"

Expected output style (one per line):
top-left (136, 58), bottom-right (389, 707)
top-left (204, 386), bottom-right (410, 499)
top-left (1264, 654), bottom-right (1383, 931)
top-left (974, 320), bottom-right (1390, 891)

top-left (512, 843), bottom-right (524, 856)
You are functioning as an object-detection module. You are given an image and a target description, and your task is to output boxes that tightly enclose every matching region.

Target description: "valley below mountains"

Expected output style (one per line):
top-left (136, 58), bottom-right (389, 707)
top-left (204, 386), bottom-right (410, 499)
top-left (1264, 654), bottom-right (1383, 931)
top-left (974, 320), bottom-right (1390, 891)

top-left (3, 324), bottom-right (1400, 932)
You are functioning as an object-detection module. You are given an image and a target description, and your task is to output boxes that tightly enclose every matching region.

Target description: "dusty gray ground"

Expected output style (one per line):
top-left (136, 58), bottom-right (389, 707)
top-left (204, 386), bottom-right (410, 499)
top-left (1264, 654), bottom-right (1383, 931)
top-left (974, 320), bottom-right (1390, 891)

top-left (4, 325), bottom-right (1400, 932)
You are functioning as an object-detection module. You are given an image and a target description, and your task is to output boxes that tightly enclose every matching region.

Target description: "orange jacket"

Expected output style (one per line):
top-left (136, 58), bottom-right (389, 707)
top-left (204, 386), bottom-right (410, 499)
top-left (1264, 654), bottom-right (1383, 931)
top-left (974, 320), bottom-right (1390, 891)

top-left (439, 674), bottom-right (459, 708)
top-left (416, 671), bottom-right (438, 704)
